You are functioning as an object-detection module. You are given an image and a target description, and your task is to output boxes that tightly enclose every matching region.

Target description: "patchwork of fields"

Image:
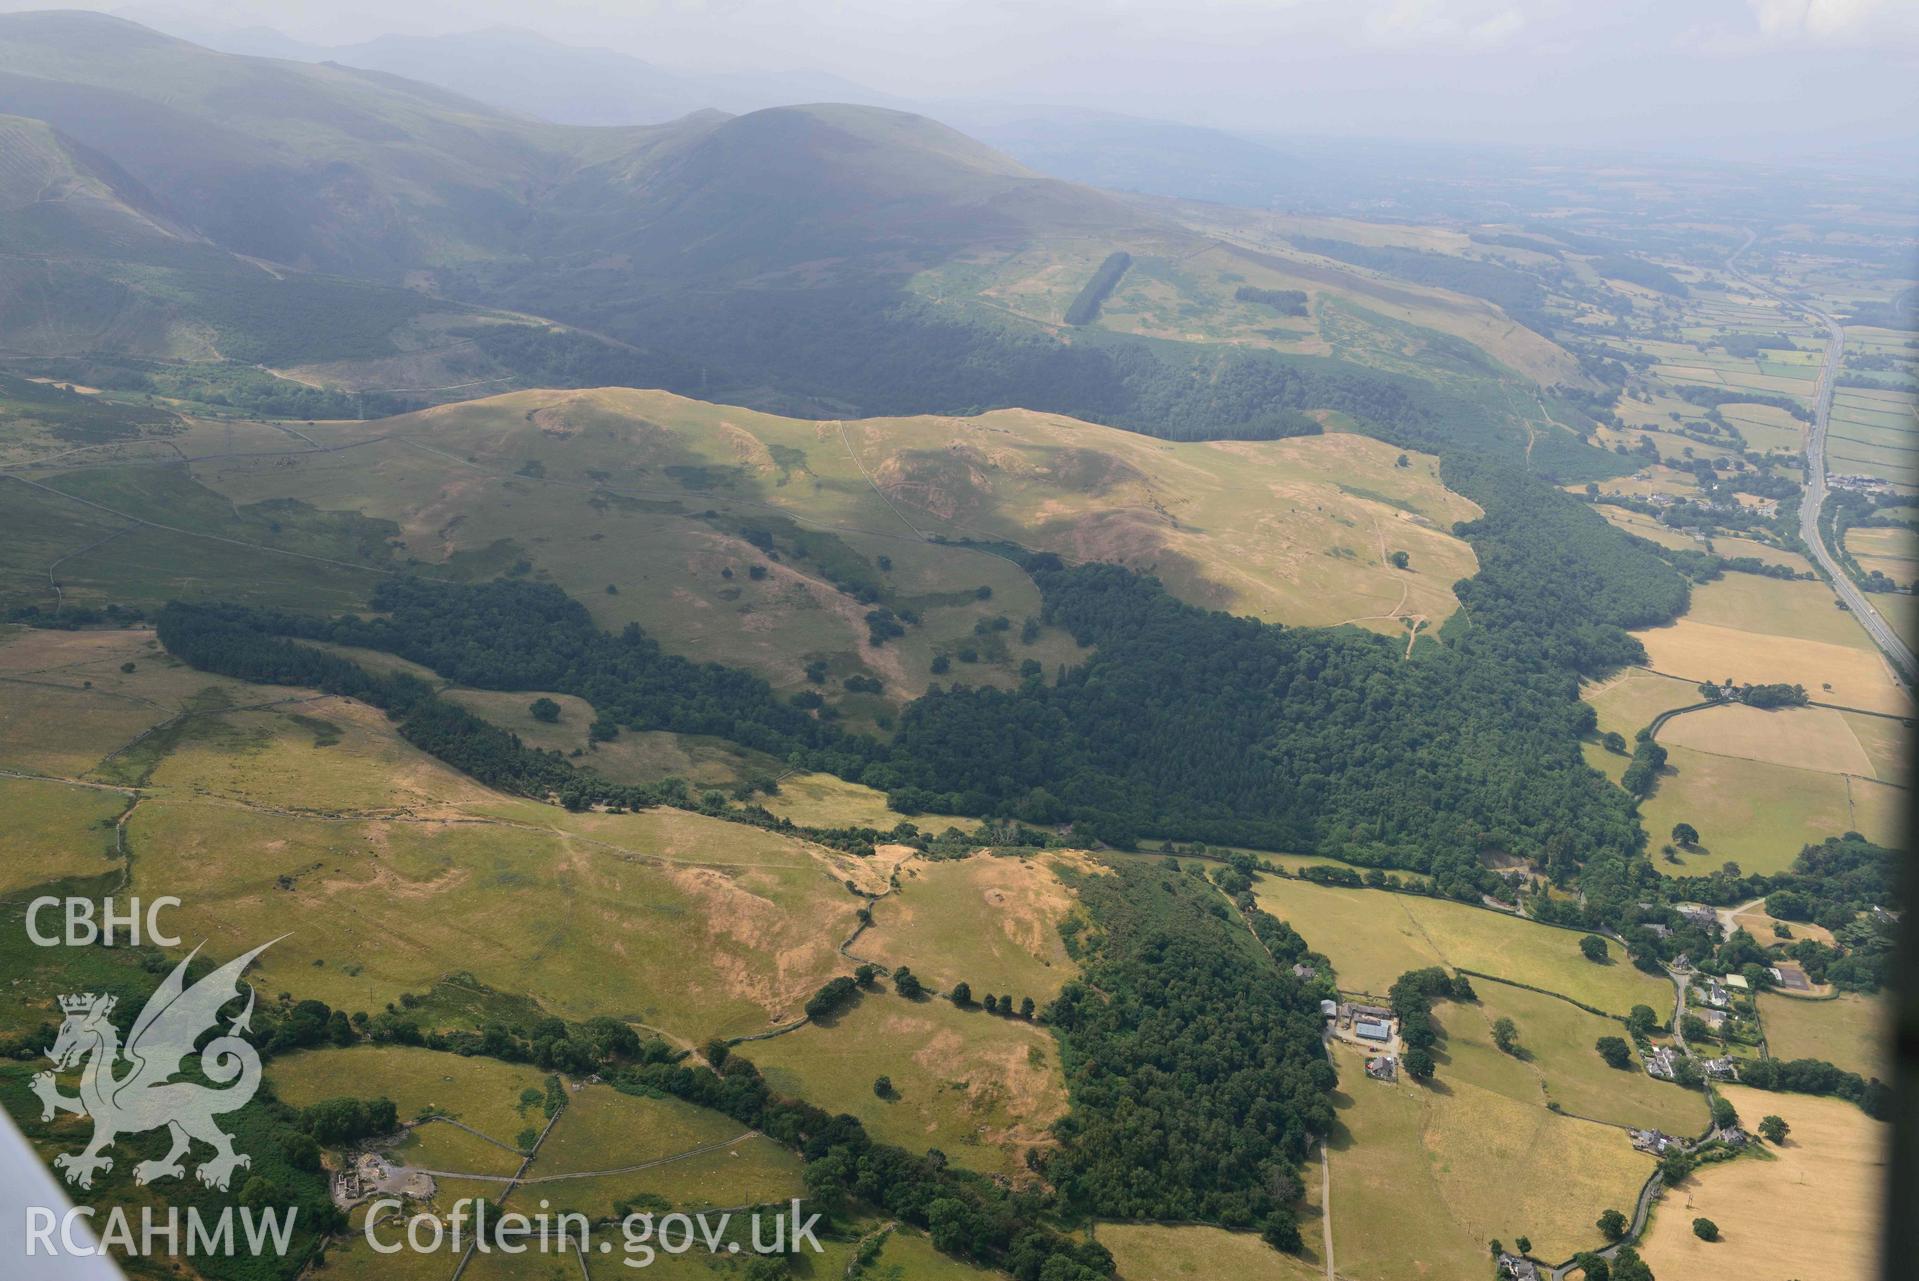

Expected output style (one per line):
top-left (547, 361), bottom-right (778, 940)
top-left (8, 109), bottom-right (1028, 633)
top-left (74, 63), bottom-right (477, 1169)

top-left (1251, 873), bottom-right (1674, 1017)
top-left (1637, 1086), bottom-right (1889, 1281)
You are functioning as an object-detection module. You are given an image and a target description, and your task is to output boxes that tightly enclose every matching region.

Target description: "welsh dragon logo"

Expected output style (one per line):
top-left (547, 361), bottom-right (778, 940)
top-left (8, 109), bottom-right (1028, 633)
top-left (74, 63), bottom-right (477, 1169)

top-left (32, 938), bottom-right (278, 1192)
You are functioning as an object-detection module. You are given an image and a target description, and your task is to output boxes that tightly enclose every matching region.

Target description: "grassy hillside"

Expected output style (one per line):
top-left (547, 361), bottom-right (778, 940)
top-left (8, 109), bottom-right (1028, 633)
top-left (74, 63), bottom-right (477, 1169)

top-left (24, 387), bottom-right (1472, 711)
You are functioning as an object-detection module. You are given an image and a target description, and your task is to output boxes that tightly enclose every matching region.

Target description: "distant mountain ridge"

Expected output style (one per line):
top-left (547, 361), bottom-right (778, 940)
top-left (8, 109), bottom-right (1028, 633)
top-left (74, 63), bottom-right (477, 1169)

top-left (125, 15), bottom-right (909, 126)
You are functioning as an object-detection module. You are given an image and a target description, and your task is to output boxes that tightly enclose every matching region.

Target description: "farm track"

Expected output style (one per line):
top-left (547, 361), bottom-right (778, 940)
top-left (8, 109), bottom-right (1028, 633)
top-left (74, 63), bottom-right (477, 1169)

top-left (411, 1130), bottom-right (763, 1184)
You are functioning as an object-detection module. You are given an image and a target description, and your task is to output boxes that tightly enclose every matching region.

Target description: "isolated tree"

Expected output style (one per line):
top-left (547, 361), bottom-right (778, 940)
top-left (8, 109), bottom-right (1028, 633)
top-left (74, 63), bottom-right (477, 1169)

top-left (1671, 822), bottom-right (1699, 848)
top-left (1602, 730), bottom-right (1628, 754)
top-left (1403, 1047), bottom-right (1436, 1080)
top-left (1658, 1150), bottom-right (1696, 1186)
top-left (1396, 453), bottom-right (1411, 468)
top-left (1489, 1240), bottom-right (1503, 1257)
top-left (1515, 1236), bottom-right (1531, 1255)
top-left (949, 981), bottom-right (973, 1007)
top-left (1758, 1114), bottom-right (1789, 1144)
top-left (983, 994), bottom-right (999, 1014)
top-left (873, 1075), bottom-right (893, 1099)
top-left (1492, 1017), bottom-right (1520, 1055)
top-left (529, 696), bottom-right (561, 723)
top-left (1595, 1036), bottom-right (1632, 1069)
top-left (1580, 935), bottom-right (1609, 963)
top-left (1260, 1208), bottom-right (1302, 1253)
top-left (1610, 1246), bottom-right (1653, 1281)
top-left (1389, 550), bottom-right (1410, 570)
top-left (854, 963), bottom-right (880, 988)
top-left (892, 967), bottom-right (924, 999)
top-left (1597, 1208), bottom-right (1629, 1242)
top-left (1692, 1218), bottom-right (1719, 1242)
top-left (1626, 1005), bottom-right (1660, 1036)
top-left (1019, 996), bottom-right (1036, 1019)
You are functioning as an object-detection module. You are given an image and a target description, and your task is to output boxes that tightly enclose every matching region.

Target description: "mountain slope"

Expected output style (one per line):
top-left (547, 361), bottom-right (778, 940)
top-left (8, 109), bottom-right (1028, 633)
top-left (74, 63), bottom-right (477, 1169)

top-left (0, 13), bottom-right (1578, 447)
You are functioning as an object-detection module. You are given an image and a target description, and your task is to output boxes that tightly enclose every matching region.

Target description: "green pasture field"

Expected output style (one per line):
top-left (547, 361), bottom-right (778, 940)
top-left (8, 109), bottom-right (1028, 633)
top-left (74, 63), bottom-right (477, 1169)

top-left (126, 796), bottom-right (863, 1044)
top-left (0, 465), bottom-right (387, 616)
top-left (520, 1086), bottom-right (804, 1218)
top-left (1718, 403), bottom-right (1805, 453)
top-left (867, 1227), bottom-right (1015, 1280)
top-left (1639, 744), bottom-right (1890, 876)
top-left (739, 985), bottom-right (1066, 1179)
top-left (445, 688), bottom-right (783, 790)
top-left (859, 851), bottom-right (1083, 1001)
top-left (1095, 1223), bottom-right (1324, 1281)
top-left (0, 774), bottom-right (126, 896)
top-left (1250, 874), bottom-right (1673, 1017)
top-left (1682, 574), bottom-right (1876, 650)
top-left (1447, 982), bottom-right (1707, 1133)
top-left (0, 626), bottom-right (273, 778)
top-left (267, 1045), bottom-right (550, 1144)
top-left (1582, 666), bottom-right (1707, 743)
top-left (146, 697), bottom-right (499, 813)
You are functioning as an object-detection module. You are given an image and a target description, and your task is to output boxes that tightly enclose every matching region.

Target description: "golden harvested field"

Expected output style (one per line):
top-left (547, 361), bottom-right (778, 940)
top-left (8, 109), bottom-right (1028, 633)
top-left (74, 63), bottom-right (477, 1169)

top-left (1730, 904), bottom-right (1835, 948)
top-left (1325, 1045), bottom-right (1652, 1279)
top-left (741, 987), bottom-right (1066, 1179)
top-left (1250, 875), bottom-right (1672, 1017)
top-left (1638, 1086), bottom-right (1887, 1281)
top-left (1098, 1223), bottom-right (1325, 1281)
top-left (1658, 704), bottom-right (1876, 777)
top-left (756, 770), bottom-right (978, 834)
top-left (860, 851), bottom-right (1084, 1001)
top-left (1582, 666), bottom-right (1704, 741)
top-left (1841, 710), bottom-right (1911, 782)
top-left (0, 774), bottom-right (126, 895)
top-left (1640, 745), bottom-right (1895, 877)
top-left (1848, 776), bottom-right (1908, 852)
top-left (1845, 526), bottom-right (1919, 586)
top-left (1712, 535), bottom-right (1814, 574)
top-left (1761, 993), bottom-right (1892, 1082)
top-left (1634, 618), bottom-right (1910, 717)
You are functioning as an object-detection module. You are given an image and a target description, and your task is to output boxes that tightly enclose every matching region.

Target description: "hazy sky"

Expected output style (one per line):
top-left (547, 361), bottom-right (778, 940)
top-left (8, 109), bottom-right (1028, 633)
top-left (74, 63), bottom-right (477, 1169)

top-left (18, 0), bottom-right (1918, 158)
